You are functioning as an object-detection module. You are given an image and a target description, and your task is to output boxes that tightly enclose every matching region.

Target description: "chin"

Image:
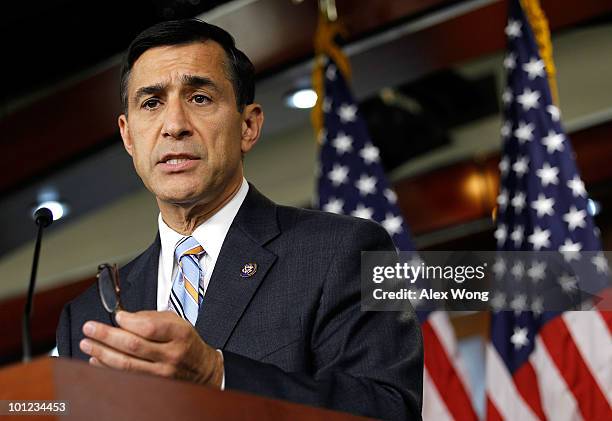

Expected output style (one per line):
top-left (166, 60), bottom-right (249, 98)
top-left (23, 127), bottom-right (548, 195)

top-left (154, 188), bottom-right (201, 205)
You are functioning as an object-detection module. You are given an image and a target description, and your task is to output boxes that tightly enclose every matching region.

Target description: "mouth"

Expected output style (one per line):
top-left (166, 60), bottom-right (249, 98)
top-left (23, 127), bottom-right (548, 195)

top-left (157, 154), bottom-right (200, 172)
top-left (158, 153), bottom-right (199, 164)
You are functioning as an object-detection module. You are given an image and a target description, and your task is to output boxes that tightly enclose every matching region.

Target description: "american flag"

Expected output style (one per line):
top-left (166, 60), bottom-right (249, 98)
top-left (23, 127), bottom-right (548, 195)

top-left (313, 20), bottom-right (478, 420)
top-left (315, 58), bottom-right (415, 252)
top-left (486, 1), bottom-right (612, 420)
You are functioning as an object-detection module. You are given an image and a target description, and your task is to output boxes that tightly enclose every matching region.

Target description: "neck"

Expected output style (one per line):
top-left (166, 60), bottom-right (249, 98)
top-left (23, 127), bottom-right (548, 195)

top-left (159, 178), bottom-right (243, 235)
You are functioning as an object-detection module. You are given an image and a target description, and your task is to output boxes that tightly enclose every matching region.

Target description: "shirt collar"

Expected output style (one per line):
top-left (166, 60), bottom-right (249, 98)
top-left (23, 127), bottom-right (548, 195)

top-left (158, 178), bottom-right (249, 261)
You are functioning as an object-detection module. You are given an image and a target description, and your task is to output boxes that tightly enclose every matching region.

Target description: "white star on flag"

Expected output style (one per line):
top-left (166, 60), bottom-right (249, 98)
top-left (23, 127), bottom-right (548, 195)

top-left (510, 294), bottom-right (528, 315)
top-left (351, 204), bottom-right (374, 220)
top-left (497, 189), bottom-right (509, 211)
top-left (541, 130), bottom-right (564, 154)
top-left (558, 273), bottom-right (578, 293)
top-left (499, 156), bottom-right (510, 176)
top-left (355, 174), bottom-right (377, 196)
top-left (331, 132), bottom-right (353, 154)
top-left (322, 97), bottom-right (332, 113)
top-left (517, 88), bottom-right (541, 111)
top-left (511, 261), bottom-right (525, 279)
top-left (531, 193), bottom-right (555, 217)
top-left (528, 226), bottom-right (551, 250)
top-left (511, 327), bottom-right (529, 350)
top-left (510, 225), bottom-right (524, 247)
top-left (522, 57), bottom-right (545, 80)
top-left (328, 164), bottom-right (349, 186)
top-left (511, 192), bottom-right (527, 212)
top-left (323, 198), bottom-right (344, 214)
top-left (337, 103), bottom-right (357, 123)
top-left (527, 261), bottom-right (547, 283)
top-left (512, 156), bottom-right (530, 177)
top-left (491, 292), bottom-right (506, 312)
top-left (503, 53), bottom-right (517, 70)
top-left (492, 258), bottom-right (507, 278)
top-left (536, 162), bottom-right (559, 187)
top-left (501, 121), bottom-right (512, 138)
top-left (382, 213), bottom-right (403, 236)
top-left (495, 224), bottom-right (508, 246)
top-left (407, 255), bottom-right (424, 269)
top-left (591, 253), bottom-right (609, 274)
top-left (547, 104), bottom-right (560, 121)
top-left (531, 297), bottom-right (544, 316)
top-left (505, 19), bottom-right (522, 38)
top-left (325, 65), bottom-right (337, 80)
top-left (359, 143), bottom-right (380, 164)
top-left (567, 176), bottom-right (587, 198)
top-left (514, 121), bottom-right (535, 143)
top-left (502, 89), bottom-right (513, 106)
top-left (408, 288), bottom-right (423, 309)
top-left (559, 239), bottom-right (582, 262)
top-left (563, 205), bottom-right (587, 231)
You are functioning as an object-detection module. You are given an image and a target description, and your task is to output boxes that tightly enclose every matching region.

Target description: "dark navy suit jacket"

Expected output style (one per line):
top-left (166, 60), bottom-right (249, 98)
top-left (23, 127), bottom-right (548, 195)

top-left (57, 185), bottom-right (423, 420)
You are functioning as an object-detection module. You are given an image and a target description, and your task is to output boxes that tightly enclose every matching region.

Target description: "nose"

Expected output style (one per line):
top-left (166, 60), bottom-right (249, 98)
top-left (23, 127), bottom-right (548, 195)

top-left (161, 99), bottom-right (193, 140)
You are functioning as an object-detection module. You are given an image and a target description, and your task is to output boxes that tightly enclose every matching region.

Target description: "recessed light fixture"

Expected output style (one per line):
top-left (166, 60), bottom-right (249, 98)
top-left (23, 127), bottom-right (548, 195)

top-left (285, 88), bottom-right (318, 109)
top-left (34, 201), bottom-right (68, 221)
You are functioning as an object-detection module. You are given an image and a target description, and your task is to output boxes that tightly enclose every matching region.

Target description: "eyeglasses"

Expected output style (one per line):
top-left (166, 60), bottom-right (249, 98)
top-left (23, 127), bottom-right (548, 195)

top-left (96, 263), bottom-right (123, 319)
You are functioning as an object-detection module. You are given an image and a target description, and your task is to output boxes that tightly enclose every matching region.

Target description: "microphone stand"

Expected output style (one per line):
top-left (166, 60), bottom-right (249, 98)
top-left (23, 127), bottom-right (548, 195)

top-left (22, 208), bottom-right (53, 362)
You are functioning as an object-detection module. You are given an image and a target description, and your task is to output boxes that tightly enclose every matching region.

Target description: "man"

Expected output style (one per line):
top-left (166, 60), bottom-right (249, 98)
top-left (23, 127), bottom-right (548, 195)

top-left (57, 19), bottom-right (423, 420)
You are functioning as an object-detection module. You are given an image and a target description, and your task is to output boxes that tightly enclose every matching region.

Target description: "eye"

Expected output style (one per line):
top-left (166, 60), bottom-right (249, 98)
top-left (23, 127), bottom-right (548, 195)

top-left (142, 98), bottom-right (161, 110)
top-left (192, 94), bottom-right (210, 104)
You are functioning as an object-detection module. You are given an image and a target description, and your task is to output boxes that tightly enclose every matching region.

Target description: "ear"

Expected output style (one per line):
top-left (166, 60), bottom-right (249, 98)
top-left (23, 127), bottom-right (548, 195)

top-left (118, 114), bottom-right (133, 157)
top-left (240, 104), bottom-right (264, 154)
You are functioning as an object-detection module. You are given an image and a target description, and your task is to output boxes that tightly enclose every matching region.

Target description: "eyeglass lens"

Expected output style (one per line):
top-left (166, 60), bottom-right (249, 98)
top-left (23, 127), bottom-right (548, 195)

top-left (98, 266), bottom-right (119, 313)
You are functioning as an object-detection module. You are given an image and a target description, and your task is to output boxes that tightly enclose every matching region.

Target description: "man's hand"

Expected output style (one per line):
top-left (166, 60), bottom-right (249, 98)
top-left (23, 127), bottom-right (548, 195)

top-left (79, 310), bottom-right (223, 388)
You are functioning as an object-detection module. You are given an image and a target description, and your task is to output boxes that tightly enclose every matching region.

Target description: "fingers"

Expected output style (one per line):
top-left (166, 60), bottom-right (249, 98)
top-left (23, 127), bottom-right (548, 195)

top-left (115, 310), bottom-right (187, 342)
top-left (80, 337), bottom-right (174, 377)
top-left (82, 320), bottom-right (165, 362)
top-left (80, 312), bottom-right (223, 387)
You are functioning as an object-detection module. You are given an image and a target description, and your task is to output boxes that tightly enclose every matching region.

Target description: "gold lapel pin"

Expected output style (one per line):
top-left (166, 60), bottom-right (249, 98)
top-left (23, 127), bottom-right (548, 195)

top-left (240, 263), bottom-right (258, 278)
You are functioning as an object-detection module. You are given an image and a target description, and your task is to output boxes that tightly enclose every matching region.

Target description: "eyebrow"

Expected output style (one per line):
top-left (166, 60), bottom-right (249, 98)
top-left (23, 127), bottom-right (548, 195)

top-left (132, 74), bottom-right (220, 103)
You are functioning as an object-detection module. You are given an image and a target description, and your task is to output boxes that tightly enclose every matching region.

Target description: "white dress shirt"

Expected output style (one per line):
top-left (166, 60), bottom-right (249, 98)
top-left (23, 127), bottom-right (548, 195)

top-left (156, 177), bottom-right (249, 390)
top-left (156, 178), bottom-right (249, 310)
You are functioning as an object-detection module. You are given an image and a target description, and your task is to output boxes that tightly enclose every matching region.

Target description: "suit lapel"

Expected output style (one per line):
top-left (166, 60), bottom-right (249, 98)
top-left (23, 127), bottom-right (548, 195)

top-left (120, 234), bottom-right (160, 313)
top-left (195, 185), bottom-right (280, 349)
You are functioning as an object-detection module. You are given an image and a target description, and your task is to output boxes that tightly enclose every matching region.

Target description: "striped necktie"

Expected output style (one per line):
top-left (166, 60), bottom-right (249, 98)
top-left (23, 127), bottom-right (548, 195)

top-left (168, 236), bottom-right (205, 325)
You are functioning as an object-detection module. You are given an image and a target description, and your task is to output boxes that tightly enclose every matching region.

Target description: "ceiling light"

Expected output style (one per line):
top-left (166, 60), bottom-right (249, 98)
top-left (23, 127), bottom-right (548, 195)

top-left (34, 201), bottom-right (69, 221)
top-left (33, 188), bottom-right (69, 222)
top-left (285, 88), bottom-right (318, 109)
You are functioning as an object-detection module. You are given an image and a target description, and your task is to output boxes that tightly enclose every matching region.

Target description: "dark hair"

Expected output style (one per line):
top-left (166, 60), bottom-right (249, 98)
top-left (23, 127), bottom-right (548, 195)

top-left (120, 19), bottom-right (255, 114)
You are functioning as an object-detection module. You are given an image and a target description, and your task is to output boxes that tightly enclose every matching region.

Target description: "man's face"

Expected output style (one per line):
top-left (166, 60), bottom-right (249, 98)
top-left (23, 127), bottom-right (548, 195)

top-left (118, 41), bottom-right (261, 207)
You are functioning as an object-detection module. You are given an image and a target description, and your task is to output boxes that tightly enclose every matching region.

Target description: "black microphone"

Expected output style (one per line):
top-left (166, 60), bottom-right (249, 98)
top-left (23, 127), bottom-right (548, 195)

top-left (22, 207), bottom-right (54, 362)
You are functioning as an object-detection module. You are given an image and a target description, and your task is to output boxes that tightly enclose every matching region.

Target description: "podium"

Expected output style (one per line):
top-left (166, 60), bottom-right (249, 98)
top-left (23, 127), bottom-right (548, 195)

top-left (0, 358), bottom-right (369, 420)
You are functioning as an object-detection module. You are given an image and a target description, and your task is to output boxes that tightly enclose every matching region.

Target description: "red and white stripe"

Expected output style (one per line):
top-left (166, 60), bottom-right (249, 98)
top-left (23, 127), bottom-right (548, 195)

top-left (486, 311), bottom-right (612, 421)
top-left (422, 311), bottom-right (478, 421)
top-left (486, 342), bottom-right (539, 421)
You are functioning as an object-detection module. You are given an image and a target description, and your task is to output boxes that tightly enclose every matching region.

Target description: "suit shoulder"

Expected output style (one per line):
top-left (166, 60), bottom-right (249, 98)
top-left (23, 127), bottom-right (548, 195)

top-left (276, 205), bottom-right (391, 241)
